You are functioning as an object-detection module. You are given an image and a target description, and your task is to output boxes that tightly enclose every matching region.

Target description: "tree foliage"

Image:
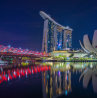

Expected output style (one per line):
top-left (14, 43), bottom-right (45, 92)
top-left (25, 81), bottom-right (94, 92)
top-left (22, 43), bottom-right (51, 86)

top-left (69, 53), bottom-right (74, 57)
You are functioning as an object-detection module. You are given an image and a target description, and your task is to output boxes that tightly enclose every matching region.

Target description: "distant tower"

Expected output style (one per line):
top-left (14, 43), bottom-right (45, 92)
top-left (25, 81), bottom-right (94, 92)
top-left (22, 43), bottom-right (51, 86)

top-left (40, 11), bottom-right (73, 53)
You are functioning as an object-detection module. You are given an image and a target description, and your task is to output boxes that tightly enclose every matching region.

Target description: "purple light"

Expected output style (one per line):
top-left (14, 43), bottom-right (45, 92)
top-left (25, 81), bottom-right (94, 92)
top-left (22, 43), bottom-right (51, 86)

top-left (58, 44), bottom-right (61, 46)
top-left (58, 71), bottom-right (60, 76)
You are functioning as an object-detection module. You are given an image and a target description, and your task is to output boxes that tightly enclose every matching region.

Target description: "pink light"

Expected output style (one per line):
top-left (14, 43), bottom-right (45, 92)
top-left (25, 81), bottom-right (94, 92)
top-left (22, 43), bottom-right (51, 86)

top-left (66, 75), bottom-right (67, 80)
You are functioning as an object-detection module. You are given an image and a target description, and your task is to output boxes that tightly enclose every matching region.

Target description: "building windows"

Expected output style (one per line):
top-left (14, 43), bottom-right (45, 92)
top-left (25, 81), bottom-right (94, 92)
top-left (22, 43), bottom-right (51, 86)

top-left (42, 19), bottom-right (72, 53)
top-left (47, 19), bottom-right (54, 53)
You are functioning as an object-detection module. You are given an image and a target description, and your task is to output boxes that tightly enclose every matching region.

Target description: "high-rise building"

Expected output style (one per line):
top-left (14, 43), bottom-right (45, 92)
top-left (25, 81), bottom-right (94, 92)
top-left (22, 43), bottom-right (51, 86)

top-left (40, 11), bottom-right (73, 53)
top-left (55, 25), bottom-right (64, 50)
top-left (65, 30), bottom-right (72, 48)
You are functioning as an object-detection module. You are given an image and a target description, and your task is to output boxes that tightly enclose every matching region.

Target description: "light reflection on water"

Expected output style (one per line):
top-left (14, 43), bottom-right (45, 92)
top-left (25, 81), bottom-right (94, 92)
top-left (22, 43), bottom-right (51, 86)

top-left (0, 62), bottom-right (97, 98)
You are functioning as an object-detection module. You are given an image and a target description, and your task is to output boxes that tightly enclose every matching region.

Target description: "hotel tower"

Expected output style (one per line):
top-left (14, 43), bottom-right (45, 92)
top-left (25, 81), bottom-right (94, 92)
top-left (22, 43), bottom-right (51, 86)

top-left (40, 11), bottom-right (73, 53)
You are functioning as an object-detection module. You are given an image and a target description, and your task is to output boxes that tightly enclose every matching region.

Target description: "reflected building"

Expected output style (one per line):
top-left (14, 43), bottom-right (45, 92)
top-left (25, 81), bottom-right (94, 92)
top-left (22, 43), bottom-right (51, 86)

top-left (64, 71), bottom-right (71, 95)
top-left (42, 71), bottom-right (48, 98)
top-left (42, 69), bottom-right (72, 98)
top-left (79, 65), bottom-right (97, 93)
top-left (41, 62), bottom-right (97, 97)
top-left (40, 11), bottom-right (73, 53)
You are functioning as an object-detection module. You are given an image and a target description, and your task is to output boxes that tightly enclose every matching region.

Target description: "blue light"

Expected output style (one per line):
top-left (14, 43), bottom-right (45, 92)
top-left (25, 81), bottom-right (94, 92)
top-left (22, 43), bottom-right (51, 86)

top-left (66, 26), bottom-right (69, 28)
top-left (58, 71), bottom-right (60, 76)
top-left (67, 57), bottom-right (70, 60)
top-left (47, 75), bottom-right (49, 79)
top-left (65, 90), bottom-right (67, 95)
top-left (58, 44), bottom-right (62, 50)
top-left (8, 45), bottom-right (10, 47)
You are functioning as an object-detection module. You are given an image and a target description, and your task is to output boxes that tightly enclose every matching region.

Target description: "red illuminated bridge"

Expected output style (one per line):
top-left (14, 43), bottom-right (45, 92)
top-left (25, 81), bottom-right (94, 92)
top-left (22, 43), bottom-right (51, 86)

top-left (0, 45), bottom-right (49, 57)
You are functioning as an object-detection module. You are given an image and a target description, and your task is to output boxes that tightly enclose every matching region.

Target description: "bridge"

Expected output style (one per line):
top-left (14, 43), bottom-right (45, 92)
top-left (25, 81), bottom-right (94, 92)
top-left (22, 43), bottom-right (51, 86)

top-left (0, 45), bottom-right (49, 61)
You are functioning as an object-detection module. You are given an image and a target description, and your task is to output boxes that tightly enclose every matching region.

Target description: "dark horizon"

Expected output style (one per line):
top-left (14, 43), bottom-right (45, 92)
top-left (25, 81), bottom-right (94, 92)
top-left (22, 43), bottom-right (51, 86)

top-left (0, 0), bottom-right (97, 51)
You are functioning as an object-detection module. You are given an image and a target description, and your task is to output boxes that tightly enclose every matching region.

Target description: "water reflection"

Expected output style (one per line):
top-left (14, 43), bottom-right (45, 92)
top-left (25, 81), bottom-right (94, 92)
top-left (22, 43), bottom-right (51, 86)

top-left (42, 70), bottom-right (72, 98)
top-left (79, 65), bottom-right (97, 93)
top-left (41, 62), bottom-right (97, 98)
top-left (0, 61), bottom-right (97, 98)
top-left (0, 65), bottom-right (51, 84)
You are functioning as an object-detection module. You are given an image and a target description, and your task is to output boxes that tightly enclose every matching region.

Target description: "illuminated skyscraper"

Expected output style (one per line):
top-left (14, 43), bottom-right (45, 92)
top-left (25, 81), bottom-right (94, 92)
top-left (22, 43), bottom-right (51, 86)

top-left (40, 11), bottom-right (73, 53)
top-left (54, 25), bottom-right (64, 50)
top-left (64, 29), bottom-right (72, 48)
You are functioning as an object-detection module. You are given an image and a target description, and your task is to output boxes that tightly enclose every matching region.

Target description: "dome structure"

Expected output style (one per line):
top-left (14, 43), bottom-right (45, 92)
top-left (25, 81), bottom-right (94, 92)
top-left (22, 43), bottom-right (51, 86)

top-left (79, 30), bottom-right (97, 54)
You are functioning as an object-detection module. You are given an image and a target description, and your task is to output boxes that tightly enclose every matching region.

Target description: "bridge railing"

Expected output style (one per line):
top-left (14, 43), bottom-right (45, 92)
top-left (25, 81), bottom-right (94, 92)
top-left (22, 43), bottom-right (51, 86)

top-left (0, 45), bottom-right (49, 56)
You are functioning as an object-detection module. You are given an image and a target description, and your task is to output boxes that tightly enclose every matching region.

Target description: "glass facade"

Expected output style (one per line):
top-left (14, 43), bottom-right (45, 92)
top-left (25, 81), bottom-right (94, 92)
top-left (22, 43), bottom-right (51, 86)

top-left (43, 30), bottom-right (47, 54)
top-left (56, 26), bottom-right (63, 50)
top-left (66, 30), bottom-right (72, 48)
top-left (42, 19), bottom-right (72, 53)
top-left (41, 11), bottom-right (73, 53)
top-left (47, 19), bottom-right (54, 53)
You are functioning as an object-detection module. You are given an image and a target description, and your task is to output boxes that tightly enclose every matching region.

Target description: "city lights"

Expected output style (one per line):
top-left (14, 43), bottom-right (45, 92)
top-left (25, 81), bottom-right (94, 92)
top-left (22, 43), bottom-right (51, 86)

top-left (40, 11), bottom-right (73, 53)
top-left (0, 66), bottom-right (51, 84)
top-left (0, 45), bottom-right (49, 56)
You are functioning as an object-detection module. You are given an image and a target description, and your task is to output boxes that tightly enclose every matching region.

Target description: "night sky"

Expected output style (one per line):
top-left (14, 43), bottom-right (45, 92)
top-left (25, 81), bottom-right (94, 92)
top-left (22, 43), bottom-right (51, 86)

top-left (0, 0), bottom-right (97, 51)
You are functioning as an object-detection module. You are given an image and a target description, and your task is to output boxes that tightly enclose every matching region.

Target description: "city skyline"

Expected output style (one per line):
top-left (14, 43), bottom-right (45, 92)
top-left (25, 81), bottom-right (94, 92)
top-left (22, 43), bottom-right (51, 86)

top-left (0, 1), bottom-right (97, 98)
top-left (0, 0), bottom-right (97, 51)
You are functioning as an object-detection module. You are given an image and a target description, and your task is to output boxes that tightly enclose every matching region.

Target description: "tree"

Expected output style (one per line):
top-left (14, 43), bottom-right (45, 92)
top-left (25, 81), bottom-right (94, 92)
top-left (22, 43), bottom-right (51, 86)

top-left (69, 53), bottom-right (74, 57)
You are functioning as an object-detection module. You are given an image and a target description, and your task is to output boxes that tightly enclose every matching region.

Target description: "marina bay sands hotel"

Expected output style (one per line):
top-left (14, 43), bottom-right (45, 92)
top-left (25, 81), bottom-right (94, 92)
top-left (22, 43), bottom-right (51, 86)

top-left (40, 11), bottom-right (73, 53)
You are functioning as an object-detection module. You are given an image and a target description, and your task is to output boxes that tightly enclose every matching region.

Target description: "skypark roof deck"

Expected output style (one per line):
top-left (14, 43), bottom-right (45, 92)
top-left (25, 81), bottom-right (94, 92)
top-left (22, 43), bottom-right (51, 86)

top-left (39, 11), bottom-right (73, 31)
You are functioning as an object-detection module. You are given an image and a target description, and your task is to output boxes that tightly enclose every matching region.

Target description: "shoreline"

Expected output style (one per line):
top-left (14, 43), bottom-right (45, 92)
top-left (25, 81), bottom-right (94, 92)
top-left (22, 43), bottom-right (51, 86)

top-left (36, 60), bottom-right (97, 62)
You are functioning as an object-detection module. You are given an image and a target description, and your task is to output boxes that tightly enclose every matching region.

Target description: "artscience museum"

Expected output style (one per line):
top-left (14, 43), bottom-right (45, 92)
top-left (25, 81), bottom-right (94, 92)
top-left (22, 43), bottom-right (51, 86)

top-left (79, 30), bottom-right (97, 54)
